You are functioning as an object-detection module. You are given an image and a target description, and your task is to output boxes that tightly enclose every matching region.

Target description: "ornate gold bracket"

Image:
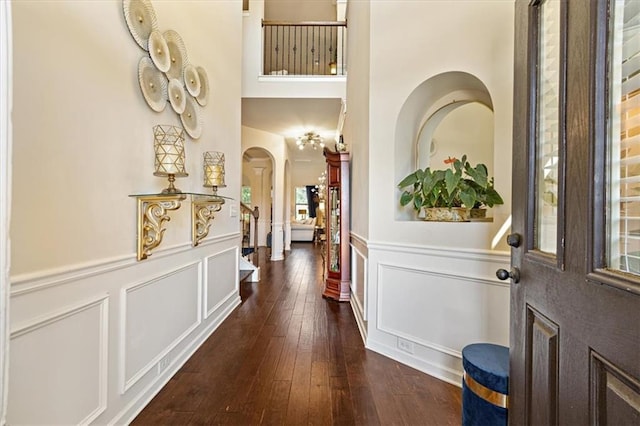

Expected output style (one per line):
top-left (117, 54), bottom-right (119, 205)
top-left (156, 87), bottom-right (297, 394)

top-left (192, 197), bottom-right (225, 246)
top-left (135, 194), bottom-right (186, 260)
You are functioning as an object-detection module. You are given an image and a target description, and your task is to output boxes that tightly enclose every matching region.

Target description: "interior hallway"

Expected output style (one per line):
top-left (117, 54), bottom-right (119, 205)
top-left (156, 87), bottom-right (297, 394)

top-left (132, 244), bottom-right (462, 425)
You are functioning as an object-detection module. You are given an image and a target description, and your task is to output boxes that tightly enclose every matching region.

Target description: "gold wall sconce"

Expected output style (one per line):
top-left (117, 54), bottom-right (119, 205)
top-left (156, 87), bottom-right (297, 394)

top-left (130, 139), bottom-right (228, 260)
top-left (153, 124), bottom-right (188, 194)
top-left (203, 151), bottom-right (226, 195)
top-left (193, 151), bottom-right (226, 246)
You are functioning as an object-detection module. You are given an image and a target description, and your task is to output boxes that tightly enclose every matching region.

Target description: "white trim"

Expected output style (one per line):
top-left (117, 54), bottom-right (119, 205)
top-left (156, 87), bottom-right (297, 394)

top-left (203, 246), bottom-right (240, 319)
top-left (257, 75), bottom-right (347, 83)
top-left (350, 242), bottom-right (368, 321)
top-left (368, 239), bottom-right (510, 262)
top-left (375, 261), bottom-right (508, 359)
top-left (377, 261), bottom-right (510, 290)
top-left (109, 295), bottom-right (240, 426)
top-left (10, 295), bottom-right (110, 424)
top-left (0, 1), bottom-right (11, 423)
top-left (119, 261), bottom-right (202, 394)
top-left (10, 232), bottom-right (240, 296)
top-left (365, 338), bottom-right (462, 388)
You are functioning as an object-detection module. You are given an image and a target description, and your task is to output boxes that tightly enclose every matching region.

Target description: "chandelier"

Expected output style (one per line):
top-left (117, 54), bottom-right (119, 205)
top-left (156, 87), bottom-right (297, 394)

top-left (296, 132), bottom-right (325, 150)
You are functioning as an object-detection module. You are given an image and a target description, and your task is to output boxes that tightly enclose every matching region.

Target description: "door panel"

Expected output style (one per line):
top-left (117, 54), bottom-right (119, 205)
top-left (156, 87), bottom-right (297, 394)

top-left (591, 352), bottom-right (640, 425)
top-left (526, 306), bottom-right (559, 426)
top-left (511, 0), bottom-right (640, 425)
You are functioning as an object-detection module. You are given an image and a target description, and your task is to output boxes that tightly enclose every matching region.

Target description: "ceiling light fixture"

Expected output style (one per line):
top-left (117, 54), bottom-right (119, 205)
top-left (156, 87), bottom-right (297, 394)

top-left (296, 131), bottom-right (325, 150)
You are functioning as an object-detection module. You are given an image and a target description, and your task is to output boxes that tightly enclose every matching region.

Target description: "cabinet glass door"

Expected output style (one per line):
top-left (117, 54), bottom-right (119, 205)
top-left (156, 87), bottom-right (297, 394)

top-left (329, 186), bottom-right (340, 272)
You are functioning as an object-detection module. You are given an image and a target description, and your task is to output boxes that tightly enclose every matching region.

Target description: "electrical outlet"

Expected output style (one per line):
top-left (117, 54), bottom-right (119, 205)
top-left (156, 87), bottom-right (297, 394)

top-left (158, 355), bottom-right (171, 373)
top-left (398, 337), bottom-right (414, 354)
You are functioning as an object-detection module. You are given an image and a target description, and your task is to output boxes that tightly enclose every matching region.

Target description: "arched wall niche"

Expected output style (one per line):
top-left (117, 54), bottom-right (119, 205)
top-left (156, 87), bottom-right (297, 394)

top-left (394, 71), bottom-right (495, 220)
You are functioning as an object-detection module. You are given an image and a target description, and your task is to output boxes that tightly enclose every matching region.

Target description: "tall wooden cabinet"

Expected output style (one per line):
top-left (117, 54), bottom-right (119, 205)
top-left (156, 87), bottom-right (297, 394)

top-left (322, 147), bottom-right (350, 301)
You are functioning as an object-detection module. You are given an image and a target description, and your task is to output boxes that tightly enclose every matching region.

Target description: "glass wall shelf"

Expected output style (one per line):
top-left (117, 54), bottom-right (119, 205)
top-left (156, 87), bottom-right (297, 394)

top-left (129, 192), bottom-right (230, 260)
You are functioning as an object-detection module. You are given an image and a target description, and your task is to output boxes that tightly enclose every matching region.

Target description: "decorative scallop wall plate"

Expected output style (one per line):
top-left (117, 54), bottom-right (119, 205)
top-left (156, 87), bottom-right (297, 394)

top-left (168, 78), bottom-right (186, 114)
top-left (163, 30), bottom-right (188, 81)
top-left (195, 66), bottom-right (209, 106)
top-left (138, 56), bottom-right (167, 112)
top-left (123, 0), bottom-right (158, 51)
top-left (180, 96), bottom-right (202, 139)
top-left (184, 64), bottom-right (201, 97)
top-left (148, 30), bottom-right (170, 72)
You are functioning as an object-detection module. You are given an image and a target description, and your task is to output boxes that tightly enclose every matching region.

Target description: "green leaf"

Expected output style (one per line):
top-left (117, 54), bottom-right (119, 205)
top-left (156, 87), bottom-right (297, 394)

top-left (464, 163), bottom-right (488, 188)
top-left (413, 193), bottom-right (424, 210)
top-left (459, 186), bottom-right (477, 208)
top-left (484, 187), bottom-right (504, 207)
top-left (400, 191), bottom-right (413, 206)
top-left (444, 169), bottom-right (461, 195)
top-left (422, 171), bottom-right (437, 195)
top-left (398, 172), bottom-right (418, 189)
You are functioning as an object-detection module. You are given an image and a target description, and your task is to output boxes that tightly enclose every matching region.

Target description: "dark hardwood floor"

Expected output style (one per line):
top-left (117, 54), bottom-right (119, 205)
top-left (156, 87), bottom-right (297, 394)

top-left (132, 243), bottom-right (462, 425)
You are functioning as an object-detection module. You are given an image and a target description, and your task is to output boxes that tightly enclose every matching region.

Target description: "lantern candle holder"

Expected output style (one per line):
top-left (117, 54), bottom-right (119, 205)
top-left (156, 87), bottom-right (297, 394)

top-left (203, 151), bottom-right (226, 195)
top-left (153, 125), bottom-right (188, 194)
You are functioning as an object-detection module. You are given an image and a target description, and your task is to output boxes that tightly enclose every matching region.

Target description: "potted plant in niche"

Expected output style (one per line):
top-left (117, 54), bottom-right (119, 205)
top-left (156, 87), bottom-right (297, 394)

top-left (398, 155), bottom-right (503, 221)
top-left (463, 162), bottom-right (504, 219)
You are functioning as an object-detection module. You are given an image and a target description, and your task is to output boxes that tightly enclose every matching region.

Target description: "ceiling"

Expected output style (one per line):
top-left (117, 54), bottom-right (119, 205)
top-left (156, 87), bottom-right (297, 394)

top-left (242, 97), bottom-right (343, 162)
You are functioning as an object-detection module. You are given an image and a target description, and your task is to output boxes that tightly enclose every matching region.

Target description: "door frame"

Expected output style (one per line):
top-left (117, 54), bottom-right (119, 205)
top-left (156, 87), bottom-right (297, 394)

top-left (0, 0), bottom-right (12, 423)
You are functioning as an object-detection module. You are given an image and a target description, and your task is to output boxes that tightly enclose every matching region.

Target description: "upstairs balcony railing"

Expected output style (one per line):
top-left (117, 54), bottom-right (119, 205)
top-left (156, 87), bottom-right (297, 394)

top-left (262, 20), bottom-right (347, 76)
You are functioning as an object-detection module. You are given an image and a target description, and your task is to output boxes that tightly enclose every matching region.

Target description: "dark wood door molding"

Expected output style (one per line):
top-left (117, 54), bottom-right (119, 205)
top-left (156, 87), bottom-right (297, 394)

top-left (511, 1), bottom-right (640, 424)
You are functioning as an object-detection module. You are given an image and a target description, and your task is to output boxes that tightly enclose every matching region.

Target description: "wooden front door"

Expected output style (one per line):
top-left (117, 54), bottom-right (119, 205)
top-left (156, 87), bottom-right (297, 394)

top-left (509, 0), bottom-right (640, 424)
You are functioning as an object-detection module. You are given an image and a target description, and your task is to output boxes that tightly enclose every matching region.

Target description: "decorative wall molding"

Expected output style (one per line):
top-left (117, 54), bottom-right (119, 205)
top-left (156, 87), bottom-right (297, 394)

top-left (375, 260), bottom-right (509, 358)
top-left (119, 261), bottom-right (202, 393)
top-left (377, 261), bottom-right (510, 290)
top-left (350, 243), bottom-right (367, 319)
top-left (368, 240), bottom-right (509, 263)
top-left (366, 338), bottom-right (463, 387)
top-left (350, 231), bottom-right (368, 257)
top-left (10, 232), bottom-right (240, 296)
top-left (111, 294), bottom-right (240, 425)
top-left (204, 247), bottom-right (239, 319)
top-left (10, 294), bottom-right (109, 424)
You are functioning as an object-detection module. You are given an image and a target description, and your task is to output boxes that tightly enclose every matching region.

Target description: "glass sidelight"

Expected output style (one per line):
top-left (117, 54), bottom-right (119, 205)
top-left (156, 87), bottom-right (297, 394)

top-left (608, 0), bottom-right (640, 275)
top-left (535, 0), bottom-right (562, 255)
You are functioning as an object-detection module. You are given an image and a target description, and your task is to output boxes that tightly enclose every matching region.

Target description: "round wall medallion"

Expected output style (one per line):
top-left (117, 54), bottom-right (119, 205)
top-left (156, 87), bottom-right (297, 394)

top-left (180, 96), bottom-right (202, 139)
top-left (123, 0), bottom-right (158, 51)
top-left (148, 30), bottom-right (170, 72)
top-left (195, 66), bottom-right (209, 106)
top-left (138, 56), bottom-right (167, 112)
top-left (168, 78), bottom-right (186, 114)
top-left (184, 64), bottom-right (201, 97)
top-left (163, 30), bottom-right (188, 81)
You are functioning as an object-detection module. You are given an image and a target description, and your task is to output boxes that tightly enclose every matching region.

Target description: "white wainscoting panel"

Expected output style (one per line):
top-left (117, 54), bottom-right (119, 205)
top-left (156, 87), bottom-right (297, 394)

top-left (205, 248), bottom-right (238, 319)
top-left (377, 263), bottom-right (509, 357)
top-left (364, 242), bottom-right (510, 386)
top-left (7, 295), bottom-right (108, 425)
top-left (350, 237), bottom-right (368, 341)
top-left (121, 262), bottom-right (201, 392)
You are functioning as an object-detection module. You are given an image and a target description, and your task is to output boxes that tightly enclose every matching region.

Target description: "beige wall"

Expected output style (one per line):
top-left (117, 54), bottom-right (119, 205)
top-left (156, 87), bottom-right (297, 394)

top-left (343, 0), bottom-right (371, 240)
top-left (11, 0), bottom-right (242, 275)
top-left (9, 1), bottom-right (243, 423)
top-left (367, 0), bottom-right (514, 249)
top-left (264, 0), bottom-right (336, 21)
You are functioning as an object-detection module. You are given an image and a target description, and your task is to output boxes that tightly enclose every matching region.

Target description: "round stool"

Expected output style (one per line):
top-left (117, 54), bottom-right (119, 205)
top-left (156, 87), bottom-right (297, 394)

top-left (462, 343), bottom-right (509, 426)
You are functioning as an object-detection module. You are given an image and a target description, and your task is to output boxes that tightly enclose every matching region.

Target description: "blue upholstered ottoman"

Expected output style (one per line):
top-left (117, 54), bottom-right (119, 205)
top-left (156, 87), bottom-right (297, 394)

top-left (462, 343), bottom-right (509, 426)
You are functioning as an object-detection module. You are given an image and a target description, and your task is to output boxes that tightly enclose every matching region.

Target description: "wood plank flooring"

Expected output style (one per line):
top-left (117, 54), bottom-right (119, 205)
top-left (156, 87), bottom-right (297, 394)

top-left (132, 243), bottom-right (462, 425)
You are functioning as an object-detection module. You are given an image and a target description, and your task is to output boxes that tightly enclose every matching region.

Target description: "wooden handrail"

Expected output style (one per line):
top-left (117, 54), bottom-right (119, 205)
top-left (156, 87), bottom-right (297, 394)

top-left (262, 20), bottom-right (346, 27)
